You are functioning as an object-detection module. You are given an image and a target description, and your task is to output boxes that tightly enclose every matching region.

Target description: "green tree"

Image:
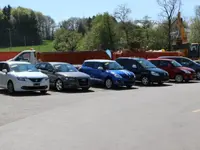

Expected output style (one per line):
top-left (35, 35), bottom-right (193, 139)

top-left (53, 28), bottom-right (82, 51)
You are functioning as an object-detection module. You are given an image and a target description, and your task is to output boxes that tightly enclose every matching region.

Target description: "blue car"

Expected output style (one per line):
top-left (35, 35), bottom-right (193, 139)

top-left (79, 59), bottom-right (136, 89)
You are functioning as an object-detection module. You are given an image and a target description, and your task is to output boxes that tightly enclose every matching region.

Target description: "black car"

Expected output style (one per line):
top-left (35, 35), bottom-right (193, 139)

top-left (35, 62), bottom-right (91, 91)
top-left (159, 56), bottom-right (200, 80)
top-left (116, 57), bottom-right (169, 86)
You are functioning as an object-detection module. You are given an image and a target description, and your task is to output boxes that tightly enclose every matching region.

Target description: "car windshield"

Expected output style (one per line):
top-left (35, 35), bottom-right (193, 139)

top-left (171, 60), bottom-right (182, 67)
top-left (10, 64), bottom-right (39, 72)
top-left (103, 61), bottom-right (123, 70)
top-left (138, 59), bottom-right (156, 68)
top-left (53, 64), bottom-right (78, 72)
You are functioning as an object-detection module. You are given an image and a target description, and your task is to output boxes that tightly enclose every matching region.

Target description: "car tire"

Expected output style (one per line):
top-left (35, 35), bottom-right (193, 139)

top-left (55, 79), bottom-right (64, 91)
top-left (82, 87), bottom-right (90, 91)
top-left (196, 71), bottom-right (200, 80)
top-left (175, 74), bottom-right (183, 83)
top-left (104, 78), bottom-right (113, 89)
top-left (141, 76), bottom-right (150, 86)
top-left (126, 85), bottom-right (132, 89)
top-left (7, 81), bottom-right (15, 94)
top-left (40, 90), bottom-right (48, 94)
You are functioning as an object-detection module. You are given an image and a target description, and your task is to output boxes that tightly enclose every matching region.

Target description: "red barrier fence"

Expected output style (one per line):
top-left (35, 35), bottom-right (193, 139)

top-left (0, 50), bottom-right (184, 63)
top-left (0, 52), bottom-right (19, 61)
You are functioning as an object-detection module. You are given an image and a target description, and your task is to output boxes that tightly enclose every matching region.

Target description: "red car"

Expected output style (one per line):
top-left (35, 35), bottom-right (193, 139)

top-left (148, 58), bottom-right (196, 83)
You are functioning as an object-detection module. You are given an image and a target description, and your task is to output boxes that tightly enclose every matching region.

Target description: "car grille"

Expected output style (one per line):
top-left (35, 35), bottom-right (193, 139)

top-left (29, 78), bottom-right (43, 82)
top-left (78, 78), bottom-right (89, 86)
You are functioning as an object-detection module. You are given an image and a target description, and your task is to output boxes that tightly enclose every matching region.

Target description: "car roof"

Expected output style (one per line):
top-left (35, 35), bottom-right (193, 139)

top-left (116, 57), bottom-right (146, 60)
top-left (84, 59), bottom-right (115, 63)
top-left (1, 61), bottom-right (31, 65)
top-left (148, 58), bottom-right (174, 61)
top-left (159, 56), bottom-right (183, 58)
top-left (49, 62), bottom-right (71, 65)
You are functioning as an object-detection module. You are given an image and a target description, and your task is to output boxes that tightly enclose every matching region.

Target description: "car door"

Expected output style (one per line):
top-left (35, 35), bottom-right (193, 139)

top-left (1, 63), bottom-right (9, 88)
top-left (0, 63), bottom-right (4, 87)
top-left (92, 62), bottom-right (106, 83)
top-left (80, 62), bottom-right (94, 76)
top-left (45, 64), bottom-right (56, 85)
top-left (159, 60), bottom-right (173, 78)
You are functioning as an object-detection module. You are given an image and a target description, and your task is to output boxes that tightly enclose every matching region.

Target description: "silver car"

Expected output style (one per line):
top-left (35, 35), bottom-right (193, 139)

top-left (36, 62), bottom-right (91, 91)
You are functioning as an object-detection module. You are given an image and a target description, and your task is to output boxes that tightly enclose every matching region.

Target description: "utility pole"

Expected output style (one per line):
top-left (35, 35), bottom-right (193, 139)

top-left (7, 28), bottom-right (12, 51)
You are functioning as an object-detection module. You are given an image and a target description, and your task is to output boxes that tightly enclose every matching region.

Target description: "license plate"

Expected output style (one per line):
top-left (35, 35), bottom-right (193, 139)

top-left (33, 83), bottom-right (40, 86)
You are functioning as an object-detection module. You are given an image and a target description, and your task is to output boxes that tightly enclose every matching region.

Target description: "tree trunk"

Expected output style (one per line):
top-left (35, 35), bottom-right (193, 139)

top-left (168, 18), bottom-right (171, 51)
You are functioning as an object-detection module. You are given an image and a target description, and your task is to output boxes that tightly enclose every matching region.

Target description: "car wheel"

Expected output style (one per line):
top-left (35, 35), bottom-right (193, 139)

top-left (40, 90), bottom-right (48, 94)
top-left (141, 76), bottom-right (149, 86)
top-left (55, 79), bottom-right (64, 91)
top-left (196, 71), bottom-right (200, 80)
top-left (82, 87), bottom-right (90, 91)
top-left (7, 81), bottom-right (15, 94)
top-left (175, 74), bottom-right (183, 83)
top-left (104, 78), bottom-right (113, 89)
top-left (126, 85), bottom-right (132, 89)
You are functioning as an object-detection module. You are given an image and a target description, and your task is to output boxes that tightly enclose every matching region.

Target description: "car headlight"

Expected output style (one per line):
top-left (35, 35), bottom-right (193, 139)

top-left (182, 70), bottom-right (191, 74)
top-left (17, 77), bottom-right (27, 81)
top-left (44, 77), bottom-right (49, 81)
top-left (113, 73), bottom-right (122, 78)
top-left (66, 77), bottom-right (76, 81)
top-left (151, 71), bottom-right (160, 76)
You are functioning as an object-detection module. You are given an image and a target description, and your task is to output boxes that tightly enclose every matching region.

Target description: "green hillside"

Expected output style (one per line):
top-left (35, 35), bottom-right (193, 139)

top-left (0, 40), bottom-right (55, 52)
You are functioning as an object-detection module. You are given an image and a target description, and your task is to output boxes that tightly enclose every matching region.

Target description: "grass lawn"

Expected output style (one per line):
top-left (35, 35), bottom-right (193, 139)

top-left (0, 40), bottom-right (55, 52)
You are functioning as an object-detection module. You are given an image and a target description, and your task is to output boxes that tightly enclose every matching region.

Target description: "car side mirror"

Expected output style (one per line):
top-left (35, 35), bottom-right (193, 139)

top-left (132, 64), bottom-right (137, 69)
top-left (98, 66), bottom-right (104, 70)
top-left (2, 69), bottom-right (8, 74)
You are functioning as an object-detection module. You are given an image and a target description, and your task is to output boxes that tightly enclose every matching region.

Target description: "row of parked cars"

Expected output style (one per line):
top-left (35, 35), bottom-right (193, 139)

top-left (0, 56), bottom-right (199, 95)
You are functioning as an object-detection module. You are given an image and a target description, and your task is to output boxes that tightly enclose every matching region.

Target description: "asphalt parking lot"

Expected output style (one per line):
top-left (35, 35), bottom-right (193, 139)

top-left (0, 81), bottom-right (200, 150)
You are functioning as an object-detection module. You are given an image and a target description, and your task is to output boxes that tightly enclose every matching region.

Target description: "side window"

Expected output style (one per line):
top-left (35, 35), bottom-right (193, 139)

top-left (150, 60), bottom-right (159, 66)
top-left (0, 63), bottom-right (3, 71)
top-left (46, 64), bottom-right (54, 71)
top-left (83, 62), bottom-right (95, 68)
top-left (160, 61), bottom-right (169, 67)
top-left (2, 63), bottom-right (10, 71)
top-left (15, 52), bottom-right (30, 61)
top-left (39, 63), bottom-right (47, 70)
top-left (94, 62), bottom-right (103, 69)
top-left (180, 58), bottom-right (193, 66)
top-left (128, 60), bottom-right (138, 70)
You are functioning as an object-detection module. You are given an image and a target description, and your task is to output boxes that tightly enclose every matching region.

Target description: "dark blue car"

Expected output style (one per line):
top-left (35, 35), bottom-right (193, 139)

top-left (79, 59), bottom-right (136, 89)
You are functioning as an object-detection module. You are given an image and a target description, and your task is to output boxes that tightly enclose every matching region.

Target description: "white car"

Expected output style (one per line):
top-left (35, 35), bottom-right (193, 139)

top-left (0, 61), bottom-right (49, 94)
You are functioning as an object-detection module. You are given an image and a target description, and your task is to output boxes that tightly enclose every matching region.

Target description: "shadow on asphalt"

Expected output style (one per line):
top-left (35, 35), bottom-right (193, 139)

top-left (169, 80), bottom-right (200, 84)
top-left (91, 85), bottom-right (139, 91)
top-left (0, 89), bottom-right (51, 97)
top-left (135, 82), bottom-right (172, 87)
top-left (51, 88), bottom-right (95, 94)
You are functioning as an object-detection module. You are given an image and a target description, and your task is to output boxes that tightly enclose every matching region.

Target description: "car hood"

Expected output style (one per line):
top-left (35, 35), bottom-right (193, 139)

top-left (10, 71), bottom-right (48, 78)
top-left (107, 69), bottom-right (134, 76)
top-left (177, 67), bottom-right (195, 72)
top-left (56, 72), bottom-right (90, 78)
top-left (146, 67), bottom-right (167, 73)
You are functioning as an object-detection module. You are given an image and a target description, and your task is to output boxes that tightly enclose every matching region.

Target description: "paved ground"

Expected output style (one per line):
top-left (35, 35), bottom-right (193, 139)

top-left (0, 82), bottom-right (200, 150)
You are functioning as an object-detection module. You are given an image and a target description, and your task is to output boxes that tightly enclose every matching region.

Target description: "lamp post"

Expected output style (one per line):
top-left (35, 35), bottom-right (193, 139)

top-left (6, 28), bottom-right (12, 51)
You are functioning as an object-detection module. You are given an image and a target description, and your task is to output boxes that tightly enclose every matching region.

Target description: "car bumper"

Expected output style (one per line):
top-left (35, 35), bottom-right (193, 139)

top-left (14, 80), bottom-right (49, 92)
top-left (150, 76), bottom-right (169, 82)
top-left (183, 73), bottom-right (196, 80)
top-left (114, 78), bottom-right (135, 87)
top-left (63, 78), bottom-right (91, 89)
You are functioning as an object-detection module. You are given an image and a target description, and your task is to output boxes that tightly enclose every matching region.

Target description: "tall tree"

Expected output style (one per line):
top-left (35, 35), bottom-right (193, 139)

top-left (157, 0), bottom-right (182, 51)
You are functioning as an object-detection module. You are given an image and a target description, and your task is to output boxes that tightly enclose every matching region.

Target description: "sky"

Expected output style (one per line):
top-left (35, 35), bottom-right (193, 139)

top-left (0, 0), bottom-right (199, 23)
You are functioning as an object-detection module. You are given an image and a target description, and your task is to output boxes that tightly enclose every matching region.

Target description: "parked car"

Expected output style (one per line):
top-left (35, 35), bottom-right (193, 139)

top-left (116, 57), bottom-right (169, 86)
top-left (35, 62), bottom-right (91, 91)
top-left (0, 61), bottom-right (49, 94)
top-left (159, 56), bottom-right (200, 80)
top-left (149, 58), bottom-right (196, 83)
top-left (79, 59), bottom-right (136, 89)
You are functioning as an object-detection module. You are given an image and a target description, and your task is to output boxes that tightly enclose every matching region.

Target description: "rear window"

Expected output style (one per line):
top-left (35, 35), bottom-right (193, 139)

top-left (83, 62), bottom-right (95, 68)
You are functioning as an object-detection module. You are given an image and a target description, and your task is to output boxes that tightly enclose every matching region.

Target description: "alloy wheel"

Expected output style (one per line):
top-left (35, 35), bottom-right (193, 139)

top-left (56, 79), bottom-right (63, 91)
